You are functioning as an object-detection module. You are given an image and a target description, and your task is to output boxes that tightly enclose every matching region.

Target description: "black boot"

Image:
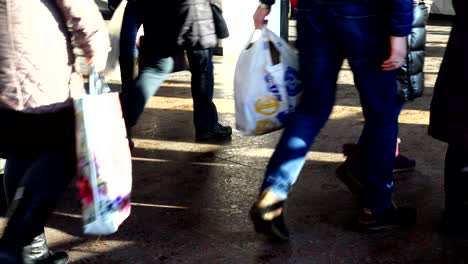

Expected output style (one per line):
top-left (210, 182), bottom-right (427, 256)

top-left (0, 187), bottom-right (58, 264)
top-left (23, 234), bottom-right (69, 264)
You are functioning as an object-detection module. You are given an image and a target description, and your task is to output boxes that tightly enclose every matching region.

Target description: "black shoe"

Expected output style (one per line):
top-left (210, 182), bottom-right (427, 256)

top-left (195, 124), bottom-right (232, 142)
top-left (336, 144), bottom-right (364, 195)
top-left (249, 201), bottom-right (289, 241)
top-left (336, 163), bottom-right (364, 196)
top-left (393, 154), bottom-right (416, 173)
top-left (358, 205), bottom-right (416, 233)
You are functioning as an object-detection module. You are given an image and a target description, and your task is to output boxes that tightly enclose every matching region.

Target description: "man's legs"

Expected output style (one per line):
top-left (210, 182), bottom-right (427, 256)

top-left (250, 2), bottom-right (344, 240)
top-left (334, 5), bottom-right (415, 230)
top-left (186, 48), bottom-right (232, 141)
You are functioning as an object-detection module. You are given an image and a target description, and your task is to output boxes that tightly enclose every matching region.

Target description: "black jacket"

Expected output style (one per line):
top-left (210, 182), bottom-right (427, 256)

top-left (429, 0), bottom-right (468, 145)
top-left (397, 1), bottom-right (428, 102)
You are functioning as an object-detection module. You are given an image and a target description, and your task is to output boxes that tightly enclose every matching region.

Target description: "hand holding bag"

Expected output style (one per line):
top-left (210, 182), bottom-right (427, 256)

top-left (75, 66), bottom-right (132, 235)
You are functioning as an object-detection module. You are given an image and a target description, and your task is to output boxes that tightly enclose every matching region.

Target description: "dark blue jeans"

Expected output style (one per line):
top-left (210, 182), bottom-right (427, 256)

top-left (261, 1), bottom-right (400, 211)
top-left (186, 48), bottom-right (219, 132)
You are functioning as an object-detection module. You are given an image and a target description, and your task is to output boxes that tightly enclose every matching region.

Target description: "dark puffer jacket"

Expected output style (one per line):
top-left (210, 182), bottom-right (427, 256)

top-left (397, 1), bottom-right (429, 102)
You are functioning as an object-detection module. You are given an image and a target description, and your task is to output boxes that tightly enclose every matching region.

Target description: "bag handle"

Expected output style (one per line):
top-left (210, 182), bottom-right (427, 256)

top-left (88, 65), bottom-right (111, 95)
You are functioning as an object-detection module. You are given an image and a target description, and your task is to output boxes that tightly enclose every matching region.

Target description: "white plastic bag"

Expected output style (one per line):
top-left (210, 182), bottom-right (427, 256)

top-left (234, 27), bottom-right (301, 136)
top-left (75, 67), bottom-right (132, 235)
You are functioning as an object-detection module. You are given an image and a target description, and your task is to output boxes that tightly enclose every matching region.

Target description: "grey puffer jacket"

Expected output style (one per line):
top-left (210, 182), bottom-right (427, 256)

top-left (178, 0), bottom-right (218, 49)
top-left (397, 0), bottom-right (429, 102)
top-left (0, 0), bottom-right (109, 112)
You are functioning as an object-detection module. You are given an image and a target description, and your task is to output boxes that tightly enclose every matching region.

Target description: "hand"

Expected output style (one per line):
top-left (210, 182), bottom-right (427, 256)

top-left (381, 36), bottom-right (408, 71)
top-left (253, 6), bottom-right (271, 29)
top-left (86, 54), bottom-right (107, 73)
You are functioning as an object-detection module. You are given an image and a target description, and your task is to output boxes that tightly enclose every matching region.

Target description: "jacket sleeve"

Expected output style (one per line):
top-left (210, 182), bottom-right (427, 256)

top-left (54, 0), bottom-right (110, 58)
top-left (387, 0), bottom-right (414, 37)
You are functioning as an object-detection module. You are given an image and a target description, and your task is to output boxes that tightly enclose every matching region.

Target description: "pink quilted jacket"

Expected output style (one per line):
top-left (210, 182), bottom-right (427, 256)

top-left (0, 0), bottom-right (110, 112)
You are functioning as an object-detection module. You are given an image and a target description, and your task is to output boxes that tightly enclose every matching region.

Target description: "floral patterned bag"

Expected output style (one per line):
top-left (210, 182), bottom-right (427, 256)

top-left (75, 66), bottom-right (132, 235)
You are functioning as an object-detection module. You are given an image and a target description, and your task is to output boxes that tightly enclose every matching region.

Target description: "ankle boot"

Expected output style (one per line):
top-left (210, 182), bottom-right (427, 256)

top-left (23, 234), bottom-right (49, 264)
top-left (0, 186), bottom-right (58, 263)
top-left (23, 233), bottom-right (69, 264)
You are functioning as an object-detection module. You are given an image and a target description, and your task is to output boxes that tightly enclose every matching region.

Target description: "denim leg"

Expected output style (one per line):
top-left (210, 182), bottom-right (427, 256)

top-left (260, 6), bottom-right (344, 200)
top-left (186, 48), bottom-right (218, 131)
top-left (119, 2), bottom-right (143, 106)
top-left (121, 56), bottom-right (174, 128)
top-left (333, 10), bottom-right (399, 211)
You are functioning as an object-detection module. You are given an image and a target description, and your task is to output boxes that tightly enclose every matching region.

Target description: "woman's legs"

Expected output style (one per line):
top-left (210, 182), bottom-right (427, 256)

top-left (0, 106), bottom-right (76, 263)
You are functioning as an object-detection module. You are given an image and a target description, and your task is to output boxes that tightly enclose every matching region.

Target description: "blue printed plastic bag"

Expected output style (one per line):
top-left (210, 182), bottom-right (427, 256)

top-left (234, 27), bottom-right (301, 136)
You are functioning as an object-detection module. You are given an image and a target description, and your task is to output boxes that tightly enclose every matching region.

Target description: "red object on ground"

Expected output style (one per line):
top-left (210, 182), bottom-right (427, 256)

top-left (290, 0), bottom-right (298, 9)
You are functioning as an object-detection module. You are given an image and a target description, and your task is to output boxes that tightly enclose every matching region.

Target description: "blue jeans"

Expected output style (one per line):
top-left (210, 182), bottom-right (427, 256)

top-left (261, 2), bottom-right (400, 211)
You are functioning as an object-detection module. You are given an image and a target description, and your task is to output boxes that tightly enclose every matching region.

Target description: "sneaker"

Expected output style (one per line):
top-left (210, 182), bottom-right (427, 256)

top-left (393, 154), bottom-right (416, 173)
top-left (195, 123), bottom-right (232, 142)
top-left (358, 205), bottom-right (416, 233)
top-left (249, 201), bottom-right (289, 241)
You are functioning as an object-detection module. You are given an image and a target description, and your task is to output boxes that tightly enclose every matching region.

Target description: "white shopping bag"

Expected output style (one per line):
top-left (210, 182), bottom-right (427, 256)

top-left (75, 67), bottom-right (132, 235)
top-left (234, 27), bottom-right (301, 136)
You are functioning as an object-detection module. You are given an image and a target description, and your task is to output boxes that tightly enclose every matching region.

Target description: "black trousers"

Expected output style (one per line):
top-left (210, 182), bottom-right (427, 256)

top-left (0, 104), bottom-right (76, 248)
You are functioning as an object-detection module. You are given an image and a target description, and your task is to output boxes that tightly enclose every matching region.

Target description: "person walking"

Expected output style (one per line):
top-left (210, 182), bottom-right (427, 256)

top-left (429, 0), bottom-right (468, 236)
top-left (336, 0), bottom-right (429, 193)
top-left (119, 0), bottom-right (232, 146)
top-left (249, 0), bottom-right (415, 240)
top-left (0, 0), bottom-right (109, 263)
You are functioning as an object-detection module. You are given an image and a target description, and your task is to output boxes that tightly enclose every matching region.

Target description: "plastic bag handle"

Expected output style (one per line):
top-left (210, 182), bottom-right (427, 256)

top-left (88, 65), bottom-right (111, 95)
